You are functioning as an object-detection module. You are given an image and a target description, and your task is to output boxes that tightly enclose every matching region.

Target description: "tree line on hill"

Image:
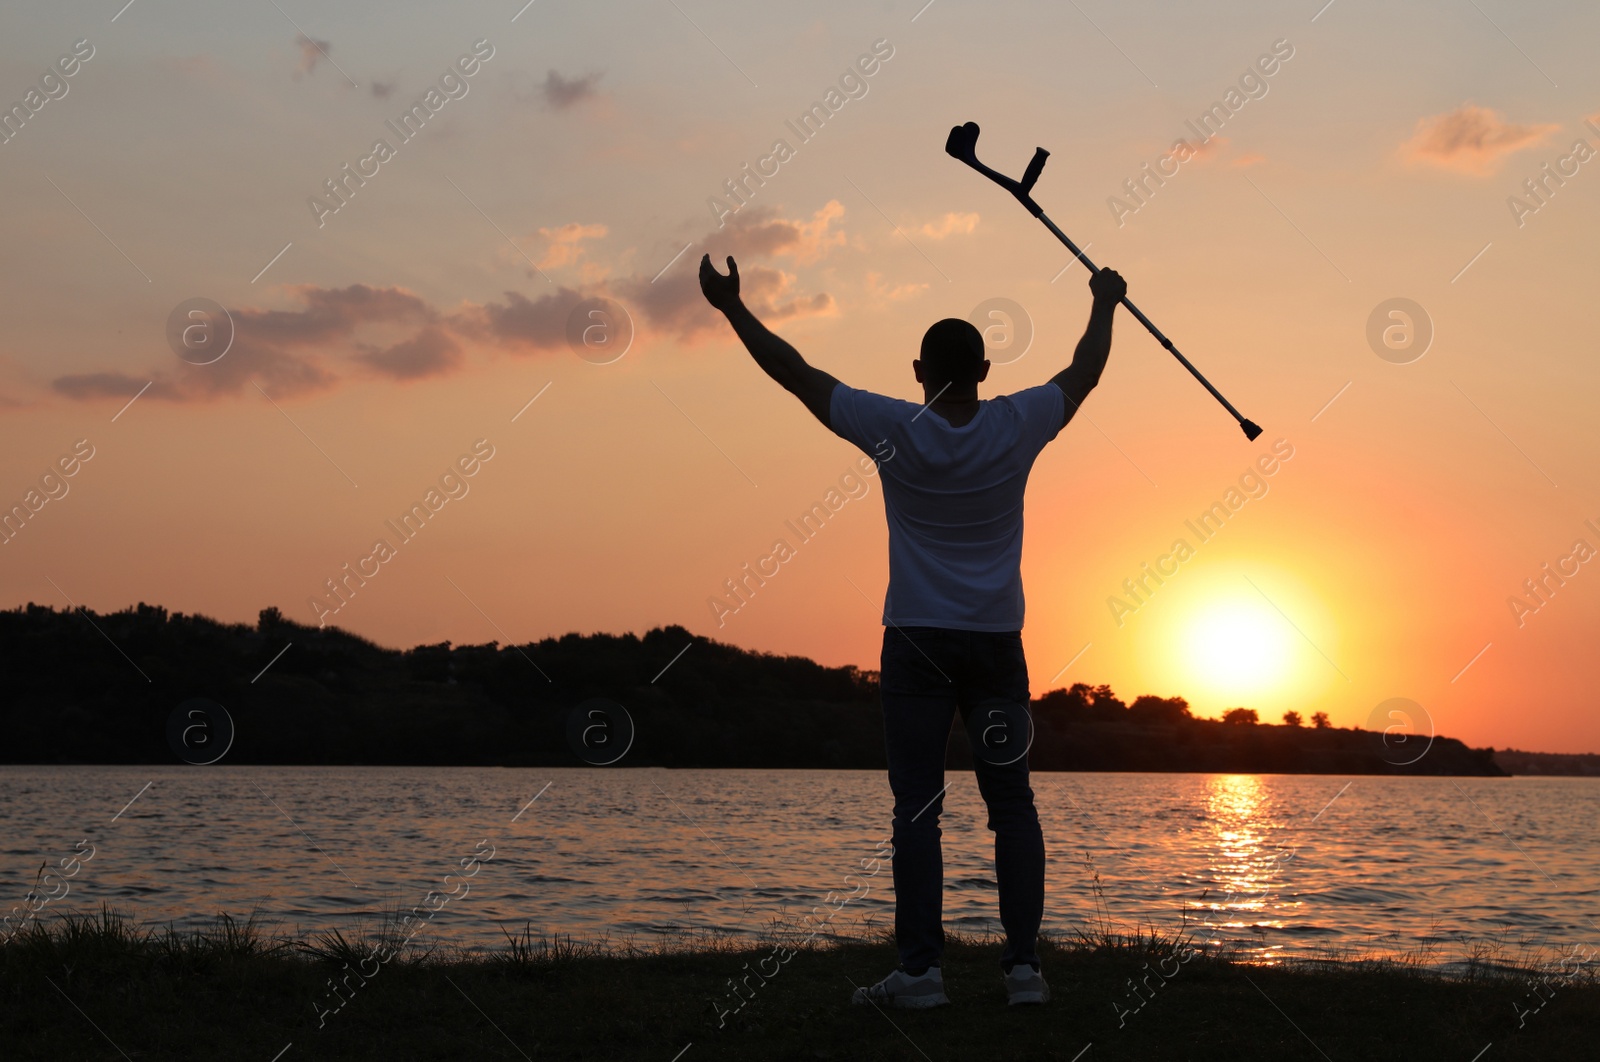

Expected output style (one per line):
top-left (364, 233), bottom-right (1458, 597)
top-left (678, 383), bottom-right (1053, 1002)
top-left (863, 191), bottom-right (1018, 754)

top-left (1490, 748), bottom-right (1600, 776)
top-left (0, 603), bottom-right (1513, 775)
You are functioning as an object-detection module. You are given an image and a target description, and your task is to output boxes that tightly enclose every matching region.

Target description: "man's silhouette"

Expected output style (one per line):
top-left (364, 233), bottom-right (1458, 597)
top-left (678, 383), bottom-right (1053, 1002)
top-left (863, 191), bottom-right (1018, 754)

top-left (699, 253), bottom-right (1125, 1007)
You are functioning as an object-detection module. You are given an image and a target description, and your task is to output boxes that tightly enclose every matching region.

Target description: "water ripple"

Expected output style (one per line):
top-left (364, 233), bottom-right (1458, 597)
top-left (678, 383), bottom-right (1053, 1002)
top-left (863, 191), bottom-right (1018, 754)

top-left (1, 766), bottom-right (1595, 967)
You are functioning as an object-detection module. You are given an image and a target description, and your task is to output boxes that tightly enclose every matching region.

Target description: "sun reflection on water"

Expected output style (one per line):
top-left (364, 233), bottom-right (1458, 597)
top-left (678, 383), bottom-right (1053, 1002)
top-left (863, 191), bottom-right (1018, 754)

top-left (1192, 774), bottom-right (1297, 964)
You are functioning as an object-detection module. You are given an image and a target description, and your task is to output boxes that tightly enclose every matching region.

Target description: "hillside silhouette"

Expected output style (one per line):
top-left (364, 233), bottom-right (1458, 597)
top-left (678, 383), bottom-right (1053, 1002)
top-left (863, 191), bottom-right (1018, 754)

top-left (0, 602), bottom-right (1513, 774)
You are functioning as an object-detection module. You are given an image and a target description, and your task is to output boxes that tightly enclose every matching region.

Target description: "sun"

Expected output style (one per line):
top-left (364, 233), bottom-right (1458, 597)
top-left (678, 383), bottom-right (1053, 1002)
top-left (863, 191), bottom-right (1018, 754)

top-left (1182, 598), bottom-right (1294, 699)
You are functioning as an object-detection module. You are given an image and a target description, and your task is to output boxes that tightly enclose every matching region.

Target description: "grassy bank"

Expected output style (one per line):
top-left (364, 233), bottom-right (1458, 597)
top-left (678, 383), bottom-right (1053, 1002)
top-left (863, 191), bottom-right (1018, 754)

top-left (2, 907), bottom-right (1595, 1061)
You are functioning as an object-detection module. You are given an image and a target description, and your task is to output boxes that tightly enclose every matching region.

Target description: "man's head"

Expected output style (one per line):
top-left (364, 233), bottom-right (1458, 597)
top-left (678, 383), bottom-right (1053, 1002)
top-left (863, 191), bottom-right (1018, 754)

top-left (914, 318), bottom-right (990, 397)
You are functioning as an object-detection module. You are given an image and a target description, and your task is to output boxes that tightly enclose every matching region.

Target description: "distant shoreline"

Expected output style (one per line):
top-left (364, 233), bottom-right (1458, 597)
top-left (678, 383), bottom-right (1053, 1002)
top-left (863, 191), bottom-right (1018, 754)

top-left (6, 603), bottom-right (1588, 774)
top-left (11, 763), bottom-right (1600, 777)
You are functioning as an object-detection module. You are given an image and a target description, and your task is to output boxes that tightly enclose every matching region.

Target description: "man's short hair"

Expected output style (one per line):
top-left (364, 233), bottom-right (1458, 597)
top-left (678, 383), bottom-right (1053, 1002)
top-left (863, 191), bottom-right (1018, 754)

top-left (919, 318), bottom-right (986, 387)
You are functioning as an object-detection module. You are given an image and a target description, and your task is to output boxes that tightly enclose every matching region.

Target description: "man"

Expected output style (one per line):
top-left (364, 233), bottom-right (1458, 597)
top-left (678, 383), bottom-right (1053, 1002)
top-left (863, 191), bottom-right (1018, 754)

top-left (698, 253), bottom-right (1126, 1008)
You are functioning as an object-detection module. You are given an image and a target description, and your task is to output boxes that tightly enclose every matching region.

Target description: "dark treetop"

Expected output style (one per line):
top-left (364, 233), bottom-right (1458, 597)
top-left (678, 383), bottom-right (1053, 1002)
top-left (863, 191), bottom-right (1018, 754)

top-left (2, 602), bottom-right (1509, 774)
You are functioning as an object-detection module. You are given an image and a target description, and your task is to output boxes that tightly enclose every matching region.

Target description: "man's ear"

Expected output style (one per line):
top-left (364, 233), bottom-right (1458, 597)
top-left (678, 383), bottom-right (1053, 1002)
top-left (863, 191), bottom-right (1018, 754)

top-left (912, 359), bottom-right (925, 383)
top-left (977, 360), bottom-right (992, 382)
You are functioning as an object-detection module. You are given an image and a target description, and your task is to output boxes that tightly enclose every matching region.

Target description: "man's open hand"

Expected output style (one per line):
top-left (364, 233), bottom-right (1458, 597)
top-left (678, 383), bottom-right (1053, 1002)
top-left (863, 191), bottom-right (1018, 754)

top-left (699, 254), bottom-right (742, 313)
top-left (1089, 267), bottom-right (1126, 306)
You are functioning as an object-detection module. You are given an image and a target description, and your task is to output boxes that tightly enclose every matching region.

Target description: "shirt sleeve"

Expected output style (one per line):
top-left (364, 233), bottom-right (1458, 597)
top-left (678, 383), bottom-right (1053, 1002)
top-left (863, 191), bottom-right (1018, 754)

top-left (1009, 384), bottom-right (1068, 455)
top-left (829, 385), bottom-right (899, 457)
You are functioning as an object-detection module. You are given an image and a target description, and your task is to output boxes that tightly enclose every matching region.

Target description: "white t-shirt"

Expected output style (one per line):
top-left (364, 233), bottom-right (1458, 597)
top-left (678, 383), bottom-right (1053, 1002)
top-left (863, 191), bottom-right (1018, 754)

top-left (829, 382), bottom-right (1067, 631)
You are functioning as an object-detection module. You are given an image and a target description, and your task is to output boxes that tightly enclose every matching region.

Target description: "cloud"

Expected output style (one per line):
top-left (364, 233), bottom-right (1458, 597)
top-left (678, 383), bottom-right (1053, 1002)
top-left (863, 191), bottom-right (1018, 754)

top-left (1401, 104), bottom-right (1557, 175)
top-left (542, 70), bottom-right (602, 109)
top-left (528, 222), bottom-right (608, 271)
top-left (293, 33), bottom-right (331, 78)
top-left (713, 201), bottom-right (846, 265)
top-left (49, 207), bottom-right (840, 404)
top-left (244, 284), bottom-right (436, 348)
top-left (354, 324), bottom-right (463, 379)
top-left (919, 212), bottom-right (978, 239)
top-left (608, 204), bottom-right (843, 340)
top-left (370, 81), bottom-right (394, 99)
top-left (52, 348), bottom-right (334, 403)
top-left (52, 373), bottom-right (175, 402)
top-left (613, 262), bottom-right (835, 344)
top-left (866, 272), bottom-right (928, 301)
top-left (52, 285), bottom-right (443, 403)
top-left (451, 287), bottom-right (590, 354)
top-left (1230, 152), bottom-right (1266, 169)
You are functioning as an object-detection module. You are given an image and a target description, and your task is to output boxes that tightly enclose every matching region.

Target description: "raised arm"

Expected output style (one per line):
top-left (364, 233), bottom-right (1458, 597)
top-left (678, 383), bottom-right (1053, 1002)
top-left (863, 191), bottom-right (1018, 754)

top-left (699, 254), bottom-right (840, 428)
top-left (1050, 267), bottom-right (1126, 425)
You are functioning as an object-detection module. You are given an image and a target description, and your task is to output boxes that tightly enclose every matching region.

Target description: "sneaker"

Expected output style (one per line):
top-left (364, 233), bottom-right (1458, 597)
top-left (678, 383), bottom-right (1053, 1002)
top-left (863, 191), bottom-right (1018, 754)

top-left (1003, 963), bottom-right (1050, 1005)
top-left (850, 966), bottom-right (950, 1009)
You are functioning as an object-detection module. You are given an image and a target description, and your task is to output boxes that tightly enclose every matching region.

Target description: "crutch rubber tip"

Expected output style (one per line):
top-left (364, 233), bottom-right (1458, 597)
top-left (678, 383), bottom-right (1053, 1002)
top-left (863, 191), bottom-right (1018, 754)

top-left (1241, 419), bottom-right (1264, 441)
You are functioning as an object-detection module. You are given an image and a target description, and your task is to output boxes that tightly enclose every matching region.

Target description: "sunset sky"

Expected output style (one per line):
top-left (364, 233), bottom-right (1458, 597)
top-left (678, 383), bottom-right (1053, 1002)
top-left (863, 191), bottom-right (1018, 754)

top-left (3, 0), bottom-right (1598, 754)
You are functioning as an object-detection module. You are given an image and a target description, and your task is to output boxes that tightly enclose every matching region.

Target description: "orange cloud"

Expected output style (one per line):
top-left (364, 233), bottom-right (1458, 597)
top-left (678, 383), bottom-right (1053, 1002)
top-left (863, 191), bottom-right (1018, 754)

top-left (527, 222), bottom-right (608, 271)
top-left (1401, 104), bottom-right (1557, 175)
top-left (1230, 152), bottom-right (1266, 169)
top-left (618, 204), bottom-right (841, 338)
top-left (919, 212), bottom-right (978, 239)
top-left (866, 272), bottom-right (928, 301)
top-left (1188, 134), bottom-right (1229, 162)
top-left (714, 201), bottom-right (846, 265)
top-left (612, 263), bottom-right (834, 344)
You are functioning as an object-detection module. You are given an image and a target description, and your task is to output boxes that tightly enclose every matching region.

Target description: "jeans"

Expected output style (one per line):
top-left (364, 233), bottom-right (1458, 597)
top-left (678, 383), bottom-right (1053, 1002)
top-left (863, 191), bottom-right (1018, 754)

top-left (879, 625), bottom-right (1046, 973)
